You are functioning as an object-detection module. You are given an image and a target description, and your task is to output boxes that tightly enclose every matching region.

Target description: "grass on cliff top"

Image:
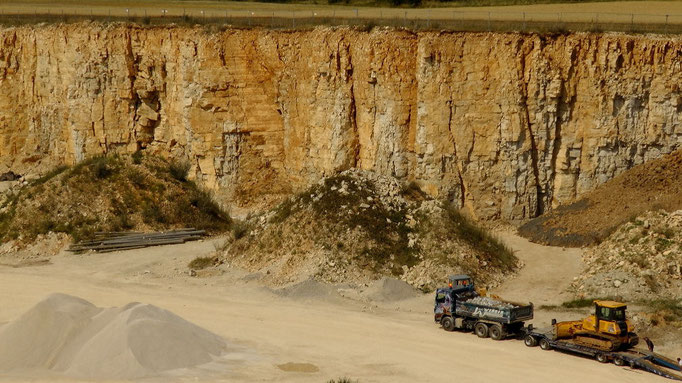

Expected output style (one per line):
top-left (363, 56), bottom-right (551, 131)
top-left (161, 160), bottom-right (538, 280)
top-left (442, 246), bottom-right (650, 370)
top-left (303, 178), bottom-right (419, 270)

top-left (4, 0), bottom-right (670, 9)
top-left (2, 0), bottom-right (680, 35)
top-left (0, 153), bottom-right (231, 243)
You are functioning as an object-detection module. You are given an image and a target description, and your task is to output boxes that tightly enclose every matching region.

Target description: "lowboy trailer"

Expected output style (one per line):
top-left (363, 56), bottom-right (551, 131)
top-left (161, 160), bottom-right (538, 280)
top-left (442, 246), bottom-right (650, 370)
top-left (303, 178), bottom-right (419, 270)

top-left (524, 327), bottom-right (682, 381)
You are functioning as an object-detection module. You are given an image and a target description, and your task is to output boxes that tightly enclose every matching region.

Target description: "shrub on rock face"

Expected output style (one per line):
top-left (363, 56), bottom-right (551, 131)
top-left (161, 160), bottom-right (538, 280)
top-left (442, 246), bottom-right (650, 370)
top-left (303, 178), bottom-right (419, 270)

top-left (169, 160), bottom-right (192, 182)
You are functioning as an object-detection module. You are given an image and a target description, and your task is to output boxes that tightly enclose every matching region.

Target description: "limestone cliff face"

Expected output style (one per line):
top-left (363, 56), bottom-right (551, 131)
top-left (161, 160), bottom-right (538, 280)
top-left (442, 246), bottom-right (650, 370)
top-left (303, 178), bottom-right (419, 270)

top-left (0, 24), bottom-right (681, 220)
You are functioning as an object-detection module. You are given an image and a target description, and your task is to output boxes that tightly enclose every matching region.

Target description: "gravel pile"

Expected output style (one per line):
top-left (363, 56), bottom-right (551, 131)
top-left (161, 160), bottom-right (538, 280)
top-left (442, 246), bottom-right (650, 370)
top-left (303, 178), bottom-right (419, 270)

top-left (0, 294), bottom-right (233, 379)
top-left (573, 209), bottom-right (682, 300)
top-left (467, 296), bottom-right (517, 309)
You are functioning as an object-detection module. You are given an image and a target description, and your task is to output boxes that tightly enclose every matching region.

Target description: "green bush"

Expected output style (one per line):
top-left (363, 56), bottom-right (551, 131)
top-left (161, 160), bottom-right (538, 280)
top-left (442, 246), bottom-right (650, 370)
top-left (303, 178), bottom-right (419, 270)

top-left (400, 181), bottom-right (427, 201)
top-left (561, 298), bottom-right (598, 309)
top-left (169, 160), bottom-right (191, 182)
top-left (188, 185), bottom-right (229, 222)
top-left (132, 150), bottom-right (144, 165)
top-left (444, 203), bottom-right (516, 270)
top-left (93, 157), bottom-right (113, 179)
top-left (127, 168), bottom-right (147, 187)
top-left (232, 219), bottom-right (251, 240)
top-left (270, 197), bottom-right (297, 224)
top-left (31, 165), bottom-right (69, 186)
top-left (644, 299), bottom-right (682, 322)
top-left (327, 378), bottom-right (358, 383)
top-left (188, 256), bottom-right (218, 270)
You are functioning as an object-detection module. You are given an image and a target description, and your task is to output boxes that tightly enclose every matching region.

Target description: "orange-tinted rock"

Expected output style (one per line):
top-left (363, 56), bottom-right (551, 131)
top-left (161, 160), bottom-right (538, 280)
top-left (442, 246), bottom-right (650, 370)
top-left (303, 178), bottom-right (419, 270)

top-left (0, 25), bottom-right (680, 220)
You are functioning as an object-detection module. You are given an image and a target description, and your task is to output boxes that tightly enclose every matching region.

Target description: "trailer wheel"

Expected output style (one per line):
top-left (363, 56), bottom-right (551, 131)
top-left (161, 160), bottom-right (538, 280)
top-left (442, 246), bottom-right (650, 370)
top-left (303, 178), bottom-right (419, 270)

top-left (539, 338), bottom-right (552, 350)
top-left (524, 335), bottom-right (538, 347)
top-left (614, 357), bottom-right (626, 366)
top-left (441, 316), bottom-right (455, 332)
top-left (489, 324), bottom-right (504, 340)
top-left (474, 322), bottom-right (489, 338)
top-left (596, 353), bottom-right (609, 363)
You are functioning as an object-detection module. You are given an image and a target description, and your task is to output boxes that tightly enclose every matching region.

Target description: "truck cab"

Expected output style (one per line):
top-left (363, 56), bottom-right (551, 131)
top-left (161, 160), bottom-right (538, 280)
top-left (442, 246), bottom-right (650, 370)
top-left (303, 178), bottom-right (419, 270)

top-left (434, 275), bottom-right (478, 323)
top-left (448, 274), bottom-right (475, 294)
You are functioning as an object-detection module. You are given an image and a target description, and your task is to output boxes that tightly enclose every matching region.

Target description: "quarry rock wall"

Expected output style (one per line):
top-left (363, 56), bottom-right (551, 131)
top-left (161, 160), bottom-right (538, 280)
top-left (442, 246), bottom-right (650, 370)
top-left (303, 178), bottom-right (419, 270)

top-left (1, 24), bottom-right (681, 220)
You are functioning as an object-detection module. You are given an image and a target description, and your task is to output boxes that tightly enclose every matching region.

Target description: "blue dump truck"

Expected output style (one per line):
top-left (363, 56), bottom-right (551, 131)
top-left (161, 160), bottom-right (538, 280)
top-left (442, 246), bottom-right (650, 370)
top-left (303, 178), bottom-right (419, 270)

top-left (434, 274), bottom-right (533, 340)
top-left (435, 275), bottom-right (682, 380)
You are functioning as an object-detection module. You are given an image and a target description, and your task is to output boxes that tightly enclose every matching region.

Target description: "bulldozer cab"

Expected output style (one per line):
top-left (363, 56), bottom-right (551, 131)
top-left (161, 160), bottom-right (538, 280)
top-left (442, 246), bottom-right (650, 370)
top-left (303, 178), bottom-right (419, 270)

top-left (595, 301), bottom-right (627, 322)
top-left (591, 300), bottom-right (631, 338)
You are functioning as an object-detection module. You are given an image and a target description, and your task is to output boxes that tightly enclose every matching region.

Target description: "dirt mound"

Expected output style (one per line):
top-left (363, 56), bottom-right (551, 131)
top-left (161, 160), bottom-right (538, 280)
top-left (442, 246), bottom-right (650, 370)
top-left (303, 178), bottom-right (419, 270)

top-left (0, 154), bottom-right (230, 244)
top-left (0, 232), bottom-right (68, 265)
top-left (362, 277), bottom-right (421, 302)
top-left (0, 293), bottom-right (229, 379)
top-left (222, 170), bottom-right (518, 291)
top-left (275, 279), bottom-right (343, 301)
top-left (519, 149), bottom-right (682, 247)
top-left (572, 210), bottom-right (682, 301)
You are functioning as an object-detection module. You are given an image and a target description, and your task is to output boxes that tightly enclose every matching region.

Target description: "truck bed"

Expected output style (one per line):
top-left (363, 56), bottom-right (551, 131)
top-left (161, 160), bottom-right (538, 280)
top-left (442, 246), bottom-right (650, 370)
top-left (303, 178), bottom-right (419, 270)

top-left (455, 296), bottom-right (533, 324)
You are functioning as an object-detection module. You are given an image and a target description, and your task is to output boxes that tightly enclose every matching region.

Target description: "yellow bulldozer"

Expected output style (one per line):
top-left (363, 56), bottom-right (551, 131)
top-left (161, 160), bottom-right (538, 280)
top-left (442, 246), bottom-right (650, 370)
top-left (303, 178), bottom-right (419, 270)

top-left (553, 300), bottom-right (639, 351)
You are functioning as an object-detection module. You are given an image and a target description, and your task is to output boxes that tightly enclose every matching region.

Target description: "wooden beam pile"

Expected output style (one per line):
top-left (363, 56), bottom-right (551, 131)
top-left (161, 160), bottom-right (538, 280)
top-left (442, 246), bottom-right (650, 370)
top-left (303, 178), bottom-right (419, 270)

top-left (67, 228), bottom-right (206, 253)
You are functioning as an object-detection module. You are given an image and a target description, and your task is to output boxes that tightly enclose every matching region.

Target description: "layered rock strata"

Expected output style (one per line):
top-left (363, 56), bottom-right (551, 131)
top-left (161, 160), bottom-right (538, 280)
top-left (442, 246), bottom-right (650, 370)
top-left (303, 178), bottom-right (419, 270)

top-left (0, 24), bottom-right (680, 220)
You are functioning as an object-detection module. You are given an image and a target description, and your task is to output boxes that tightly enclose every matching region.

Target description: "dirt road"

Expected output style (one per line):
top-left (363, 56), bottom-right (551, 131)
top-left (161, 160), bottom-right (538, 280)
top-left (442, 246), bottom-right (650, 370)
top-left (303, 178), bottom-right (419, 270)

top-left (492, 230), bottom-right (583, 306)
top-left (0, 234), bottom-right (668, 382)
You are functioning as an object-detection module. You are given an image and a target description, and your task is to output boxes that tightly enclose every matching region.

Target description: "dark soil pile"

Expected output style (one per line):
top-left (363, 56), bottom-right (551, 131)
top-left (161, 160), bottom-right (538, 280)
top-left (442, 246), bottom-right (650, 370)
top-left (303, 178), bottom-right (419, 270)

top-left (519, 149), bottom-right (682, 247)
top-left (0, 154), bottom-right (231, 243)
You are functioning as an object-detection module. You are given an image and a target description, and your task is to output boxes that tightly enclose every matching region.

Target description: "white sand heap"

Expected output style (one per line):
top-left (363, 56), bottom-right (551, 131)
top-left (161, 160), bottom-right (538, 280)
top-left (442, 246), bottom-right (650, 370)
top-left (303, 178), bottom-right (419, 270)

top-left (0, 293), bottom-right (228, 379)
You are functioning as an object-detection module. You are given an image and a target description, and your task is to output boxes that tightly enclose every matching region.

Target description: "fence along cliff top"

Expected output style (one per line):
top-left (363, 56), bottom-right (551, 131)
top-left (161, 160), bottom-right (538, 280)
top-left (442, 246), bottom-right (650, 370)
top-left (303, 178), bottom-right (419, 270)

top-left (0, 2), bottom-right (682, 34)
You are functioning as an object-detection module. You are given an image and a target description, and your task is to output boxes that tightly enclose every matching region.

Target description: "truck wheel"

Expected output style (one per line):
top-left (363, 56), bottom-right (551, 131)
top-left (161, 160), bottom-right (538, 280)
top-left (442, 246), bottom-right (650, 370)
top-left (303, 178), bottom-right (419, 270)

top-left (474, 322), bottom-right (489, 338)
top-left (489, 324), bottom-right (504, 340)
top-left (539, 338), bottom-right (552, 350)
top-left (524, 335), bottom-right (538, 347)
top-left (441, 316), bottom-right (455, 332)
top-left (596, 353), bottom-right (609, 363)
top-left (614, 357), bottom-right (626, 366)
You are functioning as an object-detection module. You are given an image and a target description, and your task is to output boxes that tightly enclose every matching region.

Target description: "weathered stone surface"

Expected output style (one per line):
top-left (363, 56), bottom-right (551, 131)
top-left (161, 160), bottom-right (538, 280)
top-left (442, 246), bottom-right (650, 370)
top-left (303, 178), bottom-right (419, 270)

top-left (0, 25), bottom-right (681, 220)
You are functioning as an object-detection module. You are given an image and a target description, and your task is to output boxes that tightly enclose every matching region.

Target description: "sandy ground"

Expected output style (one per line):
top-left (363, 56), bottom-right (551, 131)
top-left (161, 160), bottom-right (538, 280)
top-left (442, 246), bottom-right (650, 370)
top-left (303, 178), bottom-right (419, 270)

top-left (0, 1), bottom-right (680, 23)
top-left (0, 232), bottom-right (674, 382)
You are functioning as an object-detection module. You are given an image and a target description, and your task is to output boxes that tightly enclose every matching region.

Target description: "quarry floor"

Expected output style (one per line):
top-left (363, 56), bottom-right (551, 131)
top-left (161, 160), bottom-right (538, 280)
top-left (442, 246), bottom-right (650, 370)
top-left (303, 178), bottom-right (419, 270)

top-left (0, 234), bottom-right (673, 382)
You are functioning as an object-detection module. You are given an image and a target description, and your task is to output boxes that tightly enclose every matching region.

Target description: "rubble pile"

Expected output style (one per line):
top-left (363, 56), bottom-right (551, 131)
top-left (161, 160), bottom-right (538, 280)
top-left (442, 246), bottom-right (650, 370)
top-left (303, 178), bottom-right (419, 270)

top-left (222, 170), bottom-right (518, 291)
top-left (467, 296), bottom-right (516, 309)
top-left (573, 210), bottom-right (682, 300)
